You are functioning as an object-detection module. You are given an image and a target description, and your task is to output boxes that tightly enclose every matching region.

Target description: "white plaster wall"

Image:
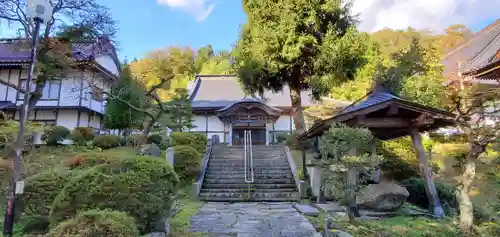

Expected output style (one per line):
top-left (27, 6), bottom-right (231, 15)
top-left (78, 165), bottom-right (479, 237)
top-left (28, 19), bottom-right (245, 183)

top-left (59, 71), bottom-right (84, 107)
top-left (0, 68), bottom-right (24, 103)
top-left (36, 110), bottom-right (56, 120)
top-left (79, 112), bottom-right (90, 128)
top-left (95, 55), bottom-right (119, 75)
top-left (207, 115), bottom-right (224, 131)
top-left (191, 115), bottom-right (206, 132)
top-left (56, 110), bottom-right (79, 130)
top-left (274, 115), bottom-right (294, 131)
top-left (89, 113), bottom-right (101, 129)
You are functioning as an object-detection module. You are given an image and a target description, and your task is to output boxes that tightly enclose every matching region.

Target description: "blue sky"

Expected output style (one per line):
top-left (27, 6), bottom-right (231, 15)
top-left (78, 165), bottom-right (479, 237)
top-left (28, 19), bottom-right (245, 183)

top-left (99, 0), bottom-right (498, 61)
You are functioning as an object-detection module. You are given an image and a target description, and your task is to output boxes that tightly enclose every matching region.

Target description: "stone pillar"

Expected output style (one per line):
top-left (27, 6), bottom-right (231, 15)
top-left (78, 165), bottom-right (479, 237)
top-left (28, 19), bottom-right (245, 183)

top-left (310, 166), bottom-right (322, 199)
top-left (265, 123), bottom-right (270, 146)
top-left (165, 147), bottom-right (174, 166)
top-left (228, 123), bottom-right (233, 146)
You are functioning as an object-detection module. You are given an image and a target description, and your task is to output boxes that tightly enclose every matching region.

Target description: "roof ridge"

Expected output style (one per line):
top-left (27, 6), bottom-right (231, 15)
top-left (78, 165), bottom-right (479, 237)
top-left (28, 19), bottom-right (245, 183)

top-left (444, 19), bottom-right (500, 60)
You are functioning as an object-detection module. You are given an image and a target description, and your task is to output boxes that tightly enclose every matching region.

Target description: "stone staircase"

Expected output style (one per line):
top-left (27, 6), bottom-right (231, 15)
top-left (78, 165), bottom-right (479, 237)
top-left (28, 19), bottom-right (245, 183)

top-left (199, 145), bottom-right (299, 202)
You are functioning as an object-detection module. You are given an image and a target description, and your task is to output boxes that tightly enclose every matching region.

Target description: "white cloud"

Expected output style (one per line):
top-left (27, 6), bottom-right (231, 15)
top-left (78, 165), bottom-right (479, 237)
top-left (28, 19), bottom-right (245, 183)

top-left (350, 0), bottom-right (500, 32)
top-left (157, 0), bottom-right (216, 22)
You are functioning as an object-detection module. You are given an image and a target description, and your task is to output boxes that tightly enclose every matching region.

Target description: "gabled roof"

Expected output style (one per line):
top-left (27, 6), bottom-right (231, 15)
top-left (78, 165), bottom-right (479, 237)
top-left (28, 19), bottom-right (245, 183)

top-left (443, 19), bottom-right (500, 80)
top-left (0, 37), bottom-right (120, 79)
top-left (0, 101), bottom-right (15, 109)
top-left (298, 87), bottom-right (455, 140)
top-left (189, 75), bottom-right (317, 109)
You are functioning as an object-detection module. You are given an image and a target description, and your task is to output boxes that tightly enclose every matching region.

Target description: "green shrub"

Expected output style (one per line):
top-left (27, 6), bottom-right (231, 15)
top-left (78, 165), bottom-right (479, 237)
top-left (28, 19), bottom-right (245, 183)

top-left (42, 126), bottom-right (71, 146)
top-left (378, 138), bottom-right (420, 180)
top-left (126, 134), bottom-right (145, 147)
top-left (46, 209), bottom-right (139, 237)
top-left (173, 145), bottom-right (202, 182)
top-left (171, 132), bottom-right (206, 153)
top-left (401, 177), bottom-right (457, 212)
top-left (22, 169), bottom-right (74, 217)
top-left (71, 127), bottom-right (95, 146)
top-left (50, 155), bottom-right (179, 233)
top-left (93, 135), bottom-right (121, 149)
top-left (65, 148), bottom-right (135, 170)
top-left (478, 222), bottom-right (500, 237)
top-left (148, 134), bottom-right (170, 150)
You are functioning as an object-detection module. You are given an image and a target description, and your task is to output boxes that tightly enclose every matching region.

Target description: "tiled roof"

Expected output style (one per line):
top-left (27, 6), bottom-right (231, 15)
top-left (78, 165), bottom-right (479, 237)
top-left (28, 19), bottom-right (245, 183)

top-left (189, 75), bottom-right (317, 108)
top-left (0, 101), bottom-right (15, 109)
top-left (0, 37), bottom-right (118, 64)
top-left (443, 19), bottom-right (500, 79)
top-left (340, 86), bottom-right (399, 114)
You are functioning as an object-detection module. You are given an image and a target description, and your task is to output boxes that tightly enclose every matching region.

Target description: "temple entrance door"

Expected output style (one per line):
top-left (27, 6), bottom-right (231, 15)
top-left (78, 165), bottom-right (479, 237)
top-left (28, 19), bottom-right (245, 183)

top-left (232, 121), bottom-right (266, 145)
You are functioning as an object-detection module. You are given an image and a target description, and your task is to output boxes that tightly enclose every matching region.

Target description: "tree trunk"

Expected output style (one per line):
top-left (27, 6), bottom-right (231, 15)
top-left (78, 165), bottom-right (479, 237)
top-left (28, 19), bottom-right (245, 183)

top-left (346, 167), bottom-right (359, 224)
top-left (290, 87), bottom-right (306, 134)
top-left (410, 130), bottom-right (444, 217)
top-left (456, 142), bottom-right (484, 234)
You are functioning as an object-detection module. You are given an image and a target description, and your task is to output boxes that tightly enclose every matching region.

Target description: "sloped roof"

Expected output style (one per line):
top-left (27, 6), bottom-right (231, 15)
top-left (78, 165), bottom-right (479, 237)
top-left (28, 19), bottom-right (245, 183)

top-left (0, 37), bottom-right (120, 78)
top-left (299, 86), bottom-right (455, 140)
top-left (189, 75), bottom-right (318, 109)
top-left (443, 19), bottom-right (500, 79)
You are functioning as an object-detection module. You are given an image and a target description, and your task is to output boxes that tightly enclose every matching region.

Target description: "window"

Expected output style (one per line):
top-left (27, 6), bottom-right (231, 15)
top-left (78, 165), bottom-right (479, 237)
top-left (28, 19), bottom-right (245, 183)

top-left (41, 80), bottom-right (61, 100)
top-left (18, 79), bottom-right (61, 100)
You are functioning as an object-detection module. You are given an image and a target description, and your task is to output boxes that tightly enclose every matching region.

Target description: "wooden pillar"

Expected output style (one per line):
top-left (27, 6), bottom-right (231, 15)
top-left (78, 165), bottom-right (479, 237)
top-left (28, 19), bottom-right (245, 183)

top-left (410, 129), bottom-right (444, 217)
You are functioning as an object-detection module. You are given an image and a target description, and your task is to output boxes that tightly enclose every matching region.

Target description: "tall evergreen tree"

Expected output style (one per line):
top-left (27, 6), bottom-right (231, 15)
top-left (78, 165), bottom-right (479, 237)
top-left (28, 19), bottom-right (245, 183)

top-left (104, 65), bottom-right (147, 132)
top-left (233, 0), bottom-right (368, 133)
top-left (159, 89), bottom-right (195, 132)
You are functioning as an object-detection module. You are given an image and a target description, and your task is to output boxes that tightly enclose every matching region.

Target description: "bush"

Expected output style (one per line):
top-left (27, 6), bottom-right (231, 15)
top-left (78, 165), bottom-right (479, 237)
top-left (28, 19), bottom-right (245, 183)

top-left (171, 132), bottom-right (206, 153)
top-left (378, 138), bottom-right (420, 180)
top-left (93, 135), bottom-right (121, 149)
top-left (65, 148), bottom-right (135, 170)
top-left (401, 177), bottom-right (457, 212)
top-left (478, 222), bottom-right (500, 237)
top-left (173, 145), bottom-right (202, 183)
top-left (22, 169), bottom-right (74, 217)
top-left (42, 126), bottom-right (71, 146)
top-left (46, 209), bottom-right (139, 237)
top-left (50, 155), bottom-right (179, 233)
top-left (126, 134), bottom-right (145, 147)
top-left (148, 134), bottom-right (170, 150)
top-left (71, 127), bottom-right (95, 146)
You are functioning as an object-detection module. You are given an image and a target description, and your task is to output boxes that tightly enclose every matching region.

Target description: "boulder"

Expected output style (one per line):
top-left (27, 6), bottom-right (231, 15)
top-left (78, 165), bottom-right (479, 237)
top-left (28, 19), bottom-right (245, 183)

top-left (356, 182), bottom-right (409, 211)
top-left (139, 144), bottom-right (161, 157)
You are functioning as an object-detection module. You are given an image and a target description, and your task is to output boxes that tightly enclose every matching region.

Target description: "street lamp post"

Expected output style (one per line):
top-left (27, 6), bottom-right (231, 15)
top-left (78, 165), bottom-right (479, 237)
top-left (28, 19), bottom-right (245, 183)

top-left (2, 1), bottom-right (53, 236)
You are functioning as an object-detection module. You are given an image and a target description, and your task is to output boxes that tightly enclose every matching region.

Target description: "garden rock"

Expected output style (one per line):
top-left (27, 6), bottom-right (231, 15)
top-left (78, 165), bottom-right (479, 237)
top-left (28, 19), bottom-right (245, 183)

top-left (356, 182), bottom-right (409, 211)
top-left (325, 229), bottom-right (353, 237)
top-left (294, 204), bottom-right (320, 217)
top-left (139, 144), bottom-right (161, 157)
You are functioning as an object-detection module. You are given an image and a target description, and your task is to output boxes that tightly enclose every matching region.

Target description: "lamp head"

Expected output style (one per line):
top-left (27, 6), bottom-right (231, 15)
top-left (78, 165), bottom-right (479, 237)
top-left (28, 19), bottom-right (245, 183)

top-left (27, 0), bottom-right (53, 24)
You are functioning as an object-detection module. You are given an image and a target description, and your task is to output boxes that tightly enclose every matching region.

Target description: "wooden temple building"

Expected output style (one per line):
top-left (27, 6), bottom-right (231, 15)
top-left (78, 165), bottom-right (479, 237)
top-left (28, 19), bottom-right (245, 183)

top-left (443, 19), bottom-right (500, 86)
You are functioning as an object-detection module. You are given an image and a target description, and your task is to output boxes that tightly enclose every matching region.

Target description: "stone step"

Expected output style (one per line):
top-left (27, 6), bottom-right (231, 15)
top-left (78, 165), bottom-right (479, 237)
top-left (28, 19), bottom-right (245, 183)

top-left (203, 178), bottom-right (295, 184)
top-left (200, 188), bottom-right (297, 193)
top-left (207, 162), bottom-right (289, 167)
top-left (205, 169), bottom-right (293, 175)
top-left (198, 191), bottom-right (299, 199)
top-left (198, 196), bottom-right (299, 202)
top-left (202, 183), bottom-right (297, 189)
top-left (204, 173), bottom-right (294, 179)
top-left (205, 167), bottom-right (292, 172)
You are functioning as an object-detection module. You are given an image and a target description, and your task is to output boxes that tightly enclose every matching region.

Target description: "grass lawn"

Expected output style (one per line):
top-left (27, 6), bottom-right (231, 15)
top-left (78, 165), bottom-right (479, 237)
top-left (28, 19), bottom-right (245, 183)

top-left (169, 187), bottom-right (205, 237)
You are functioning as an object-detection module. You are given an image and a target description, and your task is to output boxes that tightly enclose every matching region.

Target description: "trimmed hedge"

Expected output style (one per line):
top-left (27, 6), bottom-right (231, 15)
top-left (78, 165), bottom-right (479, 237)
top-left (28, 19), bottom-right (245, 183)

top-left (71, 127), bottom-right (95, 146)
top-left (173, 145), bottom-right (202, 182)
top-left (22, 169), bottom-right (74, 217)
top-left (171, 132), bottom-right (207, 153)
top-left (42, 126), bottom-right (71, 146)
top-left (93, 135), bottom-right (121, 150)
top-left (148, 134), bottom-right (170, 150)
top-left (46, 209), bottom-right (139, 237)
top-left (126, 134), bottom-right (145, 147)
top-left (50, 155), bottom-right (179, 233)
top-left (65, 148), bottom-right (136, 170)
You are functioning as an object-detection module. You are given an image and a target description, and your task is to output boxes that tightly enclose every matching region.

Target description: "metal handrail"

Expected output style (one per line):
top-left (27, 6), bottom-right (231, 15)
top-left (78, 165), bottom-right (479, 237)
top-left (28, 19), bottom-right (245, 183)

top-left (244, 130), bottom-right (254, 183)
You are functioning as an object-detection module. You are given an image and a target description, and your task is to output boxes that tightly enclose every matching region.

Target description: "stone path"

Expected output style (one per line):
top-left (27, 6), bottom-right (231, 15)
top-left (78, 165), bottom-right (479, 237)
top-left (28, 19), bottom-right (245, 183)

top-left (190, 202), bottom-right (321, 237)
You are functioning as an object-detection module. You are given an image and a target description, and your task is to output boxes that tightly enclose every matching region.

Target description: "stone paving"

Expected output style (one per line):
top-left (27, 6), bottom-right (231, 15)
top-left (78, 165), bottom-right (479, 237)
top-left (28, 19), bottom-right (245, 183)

top-left (190, 202), bottom-right (321, 237)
